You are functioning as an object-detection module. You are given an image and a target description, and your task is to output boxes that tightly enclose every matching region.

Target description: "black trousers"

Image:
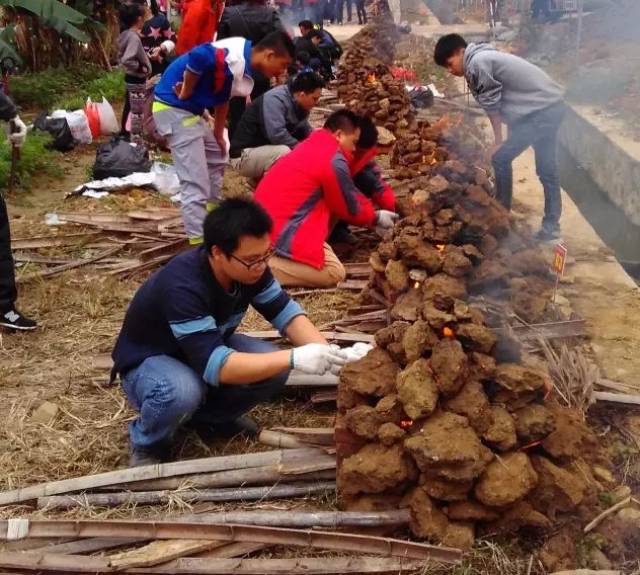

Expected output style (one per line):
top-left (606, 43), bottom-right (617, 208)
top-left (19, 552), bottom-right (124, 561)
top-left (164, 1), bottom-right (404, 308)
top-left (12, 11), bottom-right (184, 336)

top-left (228, 70), bottom-right (271, 139)
top-left (355, 0), bottom-right (366, 22)
top-left (0, 194), bottom-right (17, 312)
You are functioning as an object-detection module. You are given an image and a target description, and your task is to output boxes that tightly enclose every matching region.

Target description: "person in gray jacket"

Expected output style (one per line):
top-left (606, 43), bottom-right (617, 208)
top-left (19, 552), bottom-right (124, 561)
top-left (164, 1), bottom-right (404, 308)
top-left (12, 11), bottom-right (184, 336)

top-left (434, 34), bottom-right (565, 241)
top-left (230, 72), bottom-right (325, 182)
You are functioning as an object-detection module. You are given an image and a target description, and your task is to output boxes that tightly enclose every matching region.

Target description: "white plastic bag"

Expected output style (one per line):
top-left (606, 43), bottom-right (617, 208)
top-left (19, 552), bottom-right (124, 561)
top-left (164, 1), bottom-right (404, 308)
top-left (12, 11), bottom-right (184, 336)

top-left (65, 110), bottom-right (92, 144)
top-left (152, 162), bottom-right (179, 196)
top-left (96, 97), bottom-right (119, 135)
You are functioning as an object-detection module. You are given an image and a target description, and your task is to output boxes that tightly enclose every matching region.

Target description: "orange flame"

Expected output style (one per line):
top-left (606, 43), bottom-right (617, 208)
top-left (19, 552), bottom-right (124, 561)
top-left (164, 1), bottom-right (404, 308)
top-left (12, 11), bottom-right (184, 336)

top-left (367, 73), bottom-right (377, 85)
top-left (443, 327), bottom-right (454, 338)
top-left (400, 419), bottom-right (413, 430)
top-left (413, 281), bottom-right (421, 289)
top-left (436, 244), bottom-right (445, 253)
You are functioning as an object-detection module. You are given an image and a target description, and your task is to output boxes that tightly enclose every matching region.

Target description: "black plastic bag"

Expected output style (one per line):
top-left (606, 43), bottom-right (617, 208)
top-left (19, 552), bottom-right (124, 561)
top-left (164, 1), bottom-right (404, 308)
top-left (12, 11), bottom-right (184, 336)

top-left (33, 112), bottom-right (75, 152)
top-left (92, 137), bottom-right (152, 180)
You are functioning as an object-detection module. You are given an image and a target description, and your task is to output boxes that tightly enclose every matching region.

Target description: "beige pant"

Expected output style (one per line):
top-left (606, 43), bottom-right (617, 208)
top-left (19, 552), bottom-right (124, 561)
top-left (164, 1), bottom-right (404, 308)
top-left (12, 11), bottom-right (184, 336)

top-left (230, 145), bottom-right (290, 180)
top-left (270, 243), bottom-right (346, 288)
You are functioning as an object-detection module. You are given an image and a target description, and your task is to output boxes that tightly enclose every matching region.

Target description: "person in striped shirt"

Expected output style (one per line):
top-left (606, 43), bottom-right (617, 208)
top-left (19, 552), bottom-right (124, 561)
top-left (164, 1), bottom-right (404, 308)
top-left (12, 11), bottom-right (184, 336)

top-left (112, 199), bottom-right (346, 466)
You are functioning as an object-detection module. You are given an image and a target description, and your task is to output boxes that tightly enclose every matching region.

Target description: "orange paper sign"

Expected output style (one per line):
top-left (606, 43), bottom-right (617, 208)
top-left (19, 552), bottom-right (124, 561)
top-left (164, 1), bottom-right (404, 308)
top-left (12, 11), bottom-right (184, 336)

top-left (552, 243), bottom-right (568, 276)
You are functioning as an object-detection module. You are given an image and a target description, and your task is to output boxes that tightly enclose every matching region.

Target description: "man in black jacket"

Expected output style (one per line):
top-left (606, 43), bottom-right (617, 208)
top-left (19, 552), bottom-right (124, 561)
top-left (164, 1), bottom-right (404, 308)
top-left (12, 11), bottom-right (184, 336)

top-left (0, 92), bottom-right (36, 331)
top-left (230, 72), bottom-right (324, 181)
top-left (217, 0), bottom-right (287, 137)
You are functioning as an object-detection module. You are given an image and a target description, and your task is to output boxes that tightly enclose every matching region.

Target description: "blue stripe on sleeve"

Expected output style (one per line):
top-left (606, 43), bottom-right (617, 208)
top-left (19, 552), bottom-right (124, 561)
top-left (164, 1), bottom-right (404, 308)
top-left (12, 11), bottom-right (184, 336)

top-left (203, 345), bottom-right (235, 386)
top-left (270, 300), bottom-right (305, 334)
top-left (252, 279), bottom-right (282, 305)
top-left (170, 316), bottom-right (217, 340)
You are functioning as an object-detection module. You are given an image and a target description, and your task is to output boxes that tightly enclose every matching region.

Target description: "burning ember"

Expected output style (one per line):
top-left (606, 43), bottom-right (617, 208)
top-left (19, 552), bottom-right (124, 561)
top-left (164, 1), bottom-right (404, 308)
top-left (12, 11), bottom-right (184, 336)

top-left (436, 244), bottom-right (445, 253)
top-left (413, 281), bottom-right (421, 289)
top-left (443, 327), bottom-right (455, 338)
top-left (367, 73), bottom-right (377, 85)
top-left (399, 419), bottom-right (413, 430)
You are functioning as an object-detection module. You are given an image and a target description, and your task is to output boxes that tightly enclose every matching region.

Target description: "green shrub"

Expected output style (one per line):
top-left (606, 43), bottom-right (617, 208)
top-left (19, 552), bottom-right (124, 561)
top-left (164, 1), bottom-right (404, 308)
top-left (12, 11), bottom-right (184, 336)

top-left (0, 130), bottom-right (63, 192)
top-left (10, 65), bottom-right (124, 112)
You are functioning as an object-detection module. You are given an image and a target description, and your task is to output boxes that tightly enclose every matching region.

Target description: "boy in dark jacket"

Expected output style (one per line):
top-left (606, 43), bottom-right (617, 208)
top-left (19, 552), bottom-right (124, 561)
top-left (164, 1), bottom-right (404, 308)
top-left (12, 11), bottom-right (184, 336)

top-left (434, 34), bottom-right (565, 241)
top-left (230, 71), bottom-right (324, 181)
top-left (0, 92), bottom-right (35, 331)
top-left (118, 3), bottom-right (153, 140)
top-left (217, 0), bottom-right (287, 136)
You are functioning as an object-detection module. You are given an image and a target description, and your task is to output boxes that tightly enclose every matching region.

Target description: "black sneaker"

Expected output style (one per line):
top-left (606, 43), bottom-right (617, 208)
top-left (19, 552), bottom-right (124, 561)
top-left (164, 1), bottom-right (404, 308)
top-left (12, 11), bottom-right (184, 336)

top-left (191, 415), bottom-right (260, 443)
top-left (0, 308), bottom-right (37, 331)
top-left (534, 226), bottom-right (561, 242)
top-left (129, 441), bottom-right (170, 467)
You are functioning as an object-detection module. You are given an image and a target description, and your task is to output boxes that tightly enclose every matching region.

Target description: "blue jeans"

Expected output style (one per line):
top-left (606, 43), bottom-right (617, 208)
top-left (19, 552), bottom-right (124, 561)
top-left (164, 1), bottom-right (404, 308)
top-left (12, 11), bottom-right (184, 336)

top-left (492, 102), bottom-right (565, 230)
top-left (122, 334), bottom-right (289, 449)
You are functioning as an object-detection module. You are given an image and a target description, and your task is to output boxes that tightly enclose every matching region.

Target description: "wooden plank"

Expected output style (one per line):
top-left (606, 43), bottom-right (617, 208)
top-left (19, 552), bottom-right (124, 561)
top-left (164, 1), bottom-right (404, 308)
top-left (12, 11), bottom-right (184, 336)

top-left (593, 391), bottom-right (640, 406)
top-left (13, 254), bottom-right (74, 265)
top-left (0, 520), bottom-right (463, 563)
top-left (109, 540), bottom-right (227, 569)
top-left (11, 232), bottom-right (101, 250)
top-left (45, 536), bottom-right (146, 555)
top-left (138, 239), bottom-right (187, 262)
top-left (309, 391), bottom-right (337, 404)
top-left (37, 482), bottom-right (336, 510)
top-left (130, 556), bottom-right (427, 574)
top-left (243, 331), bottom-right (375, 344)
top-left (493, 319), bottom-right (586, 341)
top-left (336, 280), bottom-right (367, 290)
top-left (271, 428), bottom-right (334, 446)
top-left (596, 378), bottom-right (639, 394)
top-left (0, 448), bottom-right (323, 506)
top-left (0, 551), bottom-right (109, 572)
top-left (17, 246), bottom-right (122, 283)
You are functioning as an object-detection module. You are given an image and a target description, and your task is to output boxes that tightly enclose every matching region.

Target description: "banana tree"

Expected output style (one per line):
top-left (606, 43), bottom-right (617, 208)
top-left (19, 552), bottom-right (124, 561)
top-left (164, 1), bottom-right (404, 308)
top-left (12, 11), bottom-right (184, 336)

top-left (0, 0), bottom-right (113, 70)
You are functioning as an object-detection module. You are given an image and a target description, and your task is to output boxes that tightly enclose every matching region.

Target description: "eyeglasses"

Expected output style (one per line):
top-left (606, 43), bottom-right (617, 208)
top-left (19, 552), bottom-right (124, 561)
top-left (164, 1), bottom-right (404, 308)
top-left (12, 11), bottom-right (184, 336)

top-left (229, 247), bottom-right (276, 271)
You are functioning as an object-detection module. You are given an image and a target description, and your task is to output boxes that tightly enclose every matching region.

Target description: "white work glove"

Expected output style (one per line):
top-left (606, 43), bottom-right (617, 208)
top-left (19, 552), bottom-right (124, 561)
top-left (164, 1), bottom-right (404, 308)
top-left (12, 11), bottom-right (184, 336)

top-left (7, 116), bottom-right (27, 148)
top-left (341, 342), bottom-right (373, 363)
top-left (374, 210), bottom-right (399, 237)
top-left (291, 343), bottom-right (347, 375)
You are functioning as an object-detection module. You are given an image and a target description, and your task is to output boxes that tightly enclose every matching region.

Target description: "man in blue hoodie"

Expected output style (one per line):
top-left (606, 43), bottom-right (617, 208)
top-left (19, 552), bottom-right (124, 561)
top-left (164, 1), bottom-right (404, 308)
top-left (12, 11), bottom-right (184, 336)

top-left (434, 34), bottom-right (565, 241)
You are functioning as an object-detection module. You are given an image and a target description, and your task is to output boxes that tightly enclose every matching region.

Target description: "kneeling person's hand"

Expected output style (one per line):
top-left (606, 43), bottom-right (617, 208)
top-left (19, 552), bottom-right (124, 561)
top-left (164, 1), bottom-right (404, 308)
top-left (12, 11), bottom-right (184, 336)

top-left (291, 343), bottom-right (347, 375)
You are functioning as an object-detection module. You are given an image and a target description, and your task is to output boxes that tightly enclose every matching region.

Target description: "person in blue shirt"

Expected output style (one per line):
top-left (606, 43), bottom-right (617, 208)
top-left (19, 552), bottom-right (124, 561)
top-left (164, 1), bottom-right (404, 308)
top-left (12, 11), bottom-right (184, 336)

top-left (153, 31), bottom-right (295, 244)
top-left (112, 198), bottom-right (347, 466)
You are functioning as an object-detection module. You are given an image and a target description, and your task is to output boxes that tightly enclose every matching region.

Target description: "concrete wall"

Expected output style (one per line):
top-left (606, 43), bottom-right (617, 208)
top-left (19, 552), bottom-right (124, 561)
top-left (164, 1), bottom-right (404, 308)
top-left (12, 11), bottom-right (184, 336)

top-left (559, 105), bottom-right (640, 226)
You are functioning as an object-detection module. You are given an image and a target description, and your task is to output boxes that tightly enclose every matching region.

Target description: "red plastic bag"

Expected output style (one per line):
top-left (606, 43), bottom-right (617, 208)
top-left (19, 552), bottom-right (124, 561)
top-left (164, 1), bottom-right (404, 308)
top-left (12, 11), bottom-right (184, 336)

top-left (84, 98), bottom-right (101, 139)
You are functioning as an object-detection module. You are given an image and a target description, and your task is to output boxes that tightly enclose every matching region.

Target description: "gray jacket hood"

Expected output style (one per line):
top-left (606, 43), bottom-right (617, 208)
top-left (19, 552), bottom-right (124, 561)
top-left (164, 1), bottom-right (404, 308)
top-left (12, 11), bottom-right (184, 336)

top-left (463, 42), bottom-right (563, 124)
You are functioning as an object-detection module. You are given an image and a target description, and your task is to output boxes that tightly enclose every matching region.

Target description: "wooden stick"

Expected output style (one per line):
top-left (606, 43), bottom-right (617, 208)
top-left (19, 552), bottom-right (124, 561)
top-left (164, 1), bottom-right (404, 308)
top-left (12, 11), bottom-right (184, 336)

top-left (0, 448), bottom-right (323, 506)
top-left (181, 510), bottom-right (410, 529)
top-left (583, 496), bottom-right (632, 533)
top-left (37, 483), bottom-right (336, 510)
top-left (258, 430), bottom-right (306, 449)
top-left (44, 536), bottom-right (146, 555)
top-left (116, 467), bottom-right (335, 492)
top-left (286, 373), bottom-right (340, 387)
top-left (271, 428), bottom-right (334, 446)
top-left (11, 232), bottom-right (101, 250)
top-left (242, 331), bottom-right (375, 344)
top-left (17, 246), bottom-right (122, 283)
top-left (129, 556), bottom-right (428, 574)
top-left (593, 392), bottom-right (640, 406)
top-left (0, 519), bottom-right (463, 562)
top-left (147, 542), bottom-right (269, 572)
top-left (595, 379), bottom-right (639, 394)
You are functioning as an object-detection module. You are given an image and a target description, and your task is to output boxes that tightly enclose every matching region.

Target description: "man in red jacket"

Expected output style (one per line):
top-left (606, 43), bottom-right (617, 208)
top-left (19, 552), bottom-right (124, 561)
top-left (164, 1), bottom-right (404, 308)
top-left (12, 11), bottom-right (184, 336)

top-left (254, 109), bottom-right (398, 288)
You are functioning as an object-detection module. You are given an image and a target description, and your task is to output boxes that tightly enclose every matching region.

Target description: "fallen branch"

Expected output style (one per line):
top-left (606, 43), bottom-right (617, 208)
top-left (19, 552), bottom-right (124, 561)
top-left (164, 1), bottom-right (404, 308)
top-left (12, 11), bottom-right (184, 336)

top-left (17, 246), bottom-right (122, 283)
top-left (117, 466), bottom-right (335, 492)
top-left (181, 510), bottom-right (410, 529)
top-left (0, 519), bottom-right (463, 563)
top-left (37, 482), bottom-right (336, 510)
top-left (593, 392), bottom-right (640, 406)
top-left (242, 330), bottom-right (375, 344)
top-left (0, 448), bottom-right (324, 506)
top-left (583, 496), bottom-right (632, 533)
top-left (109, 540), bottom-right (226, 569)
top-left (130, 556), bottom-right (427, 574)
